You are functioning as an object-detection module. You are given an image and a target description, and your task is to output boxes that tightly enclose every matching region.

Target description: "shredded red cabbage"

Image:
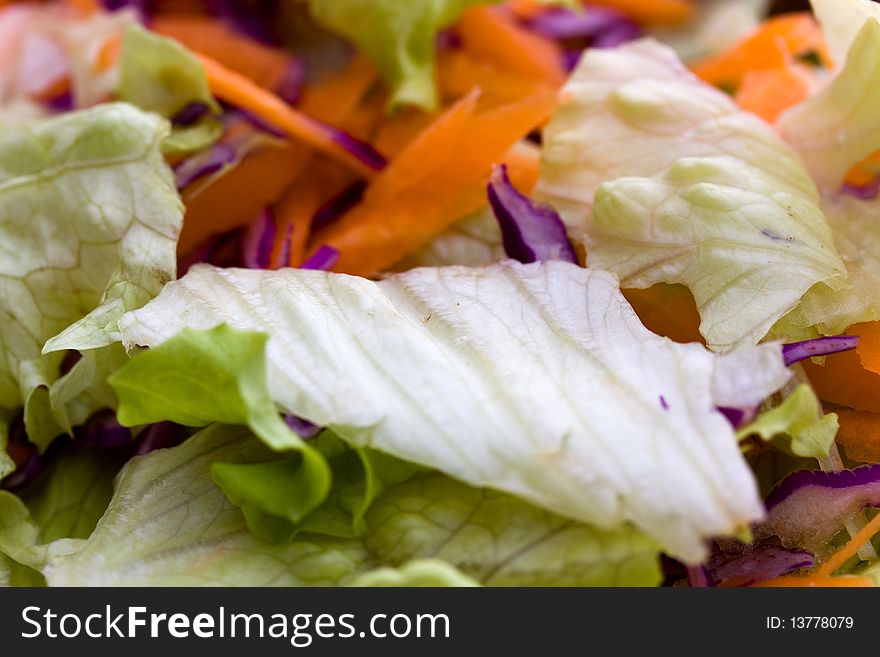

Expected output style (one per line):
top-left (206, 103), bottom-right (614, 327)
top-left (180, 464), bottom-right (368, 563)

top-left (172, 101), bottom-right (212, 127)
top-left (717, 405), bottom-right (758, 430)
top-left (757, 464), bottom-right (880, 552)
top-left (528, 6), bottom-right (641, 44)
top-left (276, 59), bottom-right (306, 106)
top-left (487, 164), bottom-right (578, 264)
top-left (782, 335), bottom-right (860, 366)
top-left (706, 544), bottom-right (814, 587)
top-left (242, 209), bottom-right (276, 269)
top-left (208, 0), bottom-right (280, 46)
top-left (841, 179), bottom-right (880, 200)
top-left (284, 415), bottom-right (322, 440)
top-left (173, 142), bottom-right (237, 190)
top-left (312, 180), bottom-right (367, 231)
top-left (301, 245), bottom-right (340, 271)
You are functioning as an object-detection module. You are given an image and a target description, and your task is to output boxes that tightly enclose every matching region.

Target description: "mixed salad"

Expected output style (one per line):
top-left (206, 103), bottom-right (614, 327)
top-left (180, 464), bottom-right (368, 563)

top-left (2, 0), bottom-right (880, 588)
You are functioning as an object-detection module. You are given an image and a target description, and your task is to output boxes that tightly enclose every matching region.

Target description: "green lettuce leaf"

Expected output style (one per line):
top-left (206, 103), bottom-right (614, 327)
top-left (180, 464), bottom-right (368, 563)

top-left (118, 24), bottom-right (219, 119)
top-left (0, 103), bottom-right (183, 450)
top-left (537, 39), bottom-right (848, 351)
top-left (19, 443), bottom-right (127, 543)
top-left (737, 384), bottom-right (837, 458)
top-left (306, 0), bottom-right (570, 110)
top-left (350, 560), bottom-right (480, 587)
top-left (117, 24), bottom-right (222, 156)
top-left (777, 18), bottom-right (880, 190)
top-left (108, 324), bottom-right (332, 527)
top-left (44, 424), bottom-right (660, 586)
top-left (115, 261), bottom-right (793, 562)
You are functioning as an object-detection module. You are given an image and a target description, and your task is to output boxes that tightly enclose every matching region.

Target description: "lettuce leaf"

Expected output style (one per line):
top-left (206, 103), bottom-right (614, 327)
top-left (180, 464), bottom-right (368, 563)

top-left (0, 103), bottom-right (183, 450)
top-left (117, 24), bottom-right (222, 156)
top-left (44, 424), bottom-right (660, 586)
top-left (777, 18), bottom-right (880, 190)
top-left (113, 261), bottom-right (792, 562)
top-left (117, 24), bottom-right (219, 119)
top-left (537, 39), bottom-right (847, 351)
top-left (108, 324), bottom-right (332, 530)
top-left (736, 384), bottom-right (837, 459)
top-left (306, 0), bottom-right (570, 111)
top-left (350, 560), bottom-right (480, 587)
top-left (809, 0), bottom-right (880, 67)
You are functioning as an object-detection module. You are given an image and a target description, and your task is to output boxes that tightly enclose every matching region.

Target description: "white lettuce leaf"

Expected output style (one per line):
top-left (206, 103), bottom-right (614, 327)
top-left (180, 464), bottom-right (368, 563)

top-left (0, 103), bottom-right (183, 447)
top-left (536, 39), bottom-right (847, 351)
top-left (809, 0), bottom-right (880, 67)
top-left (116, 261), bottom-right (792, 562)
top-left (777, 18), bottom-right (880, 190)
top-left (45, 424), bottom-right (661, 586)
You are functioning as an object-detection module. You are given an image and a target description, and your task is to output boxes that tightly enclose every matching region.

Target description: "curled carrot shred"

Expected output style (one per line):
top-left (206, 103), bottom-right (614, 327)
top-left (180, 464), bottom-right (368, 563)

top-left (815, 513), bottom-right (880, 578)
top-left (195, 52), bottom-right (379, 178)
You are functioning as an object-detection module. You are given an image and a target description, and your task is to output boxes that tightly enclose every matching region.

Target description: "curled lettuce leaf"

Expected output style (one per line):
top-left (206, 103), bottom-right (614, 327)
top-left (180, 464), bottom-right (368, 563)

top-left (737, 384), bottom-right (837, 459)
top-left (809, 0), bottom-right (880, 67)
top-left (44, 424), bottom-right (660, 586)
top-left (116, 261), bottom-right (792, 562)
top-left (0, 103), bottom-right (182, 449)
top-left (117, 24), bottom-right (219, 119)
top-left (777, 18), bottom-right (880, 190)
top-left (537, 39), bottom-right (847, 351)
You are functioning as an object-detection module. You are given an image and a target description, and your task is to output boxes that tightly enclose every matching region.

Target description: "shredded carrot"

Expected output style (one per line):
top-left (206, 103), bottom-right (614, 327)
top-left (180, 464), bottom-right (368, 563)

top-left (505, 0), bottom-right (551, 20)
top-left (438, 50), bottom-right (554, 104)
top-left (503, 142), bottom-right (541, 193)
top-left (365, 88), bottom-right (481, 208)
top-left (195, 52), bottom-right (378, 178)
top-left (179, 140), bottom-right (309, 255)
top-left (816, 513), bottom-right (880, 577)
top-left (735, 65), bottom-right (813, 123)
top-left (845, 151), bottom-right (880, 188)
top-left (750, 575), bottom-right (874, 588)
top-left (95, 32), bottom-right (121, 73)
top-left (836, 410), bottom-right (880, 463)
top-left (803, 345), bottom-right (880, 414)
top-left (69, 0), bottom-right (101, 16)
top-left (456, 6), bottom-right (566, 87)
top-left (299, 55), bottom-right (378, 126)
top-left (308, 89), bottom-right (557, 276)
top-left (587, 0), bottom-right (694, 26)
top-left (851, 321), bottom-right (880, 375)
top-left (152, 16), bottom-right (292, 92)
top-left (271, 176), bottom-right (321, 268)
top-left (623, 285), bottom-right (704, 345)
top-left (691, 13), bottom-right (829, 90)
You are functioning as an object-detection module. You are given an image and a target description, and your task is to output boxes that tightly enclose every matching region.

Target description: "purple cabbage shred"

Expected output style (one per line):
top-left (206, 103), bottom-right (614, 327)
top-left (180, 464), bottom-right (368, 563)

top-left (173, 142), bottom-right (237, 190)
top-left (487, 164), bottom-right (578, 264)
top-left (242, 209), bottom-right (277, 270)
top-left (782, 335), bottom-right (859, 366)
top-left (301, 245), bottom-right (340, 271)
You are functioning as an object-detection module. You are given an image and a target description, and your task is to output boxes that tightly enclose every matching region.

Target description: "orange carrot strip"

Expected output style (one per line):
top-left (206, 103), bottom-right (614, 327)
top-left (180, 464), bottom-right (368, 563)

top-left (816, 513), bottom-right (880, 577)
top-left (179, 141), bottom-right (308, 255)
top-left (195, 52), bottom-right (378, 177)
top-left (152, 16), bottom-right (291, 91)
top-left (457, 6), bottom-right (565, 86)
top-left (851, 322), bottom-right (880, 375)
top-left (437, 50), bottom-right (553, 104)
top-left (588, 0), bottom-right (694, 26)
top-left (736, 65), bottom-right (813, 123)
top-left (366, 88), bottom-right (481, 207)
top-left (300, 55), bottom-right (378, 126)
top-left (803, 346), bottom-right (880, 414)
top-left (308, 90), bottom-right (557, 277)
top-left (836, 410), bottom-right (880, 464)
top-left (845, 151), bottom-right (880, 188)
top-left (750, 575), bottom-right (874, 588)
top-left (503, 142), bottom-right (541, 193)
top-left (69, 0), bottom-right (101, 15)
top-left (692, 14), bottom-right (828, 89)
top-left (623, 285), bottom-right (704, 345)
top-left (505, 0), bottom-right (550, 20)
top-left (95, 32), bottom-right (121, 73)
top-left (272, 177), bottom-right (321, 268)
